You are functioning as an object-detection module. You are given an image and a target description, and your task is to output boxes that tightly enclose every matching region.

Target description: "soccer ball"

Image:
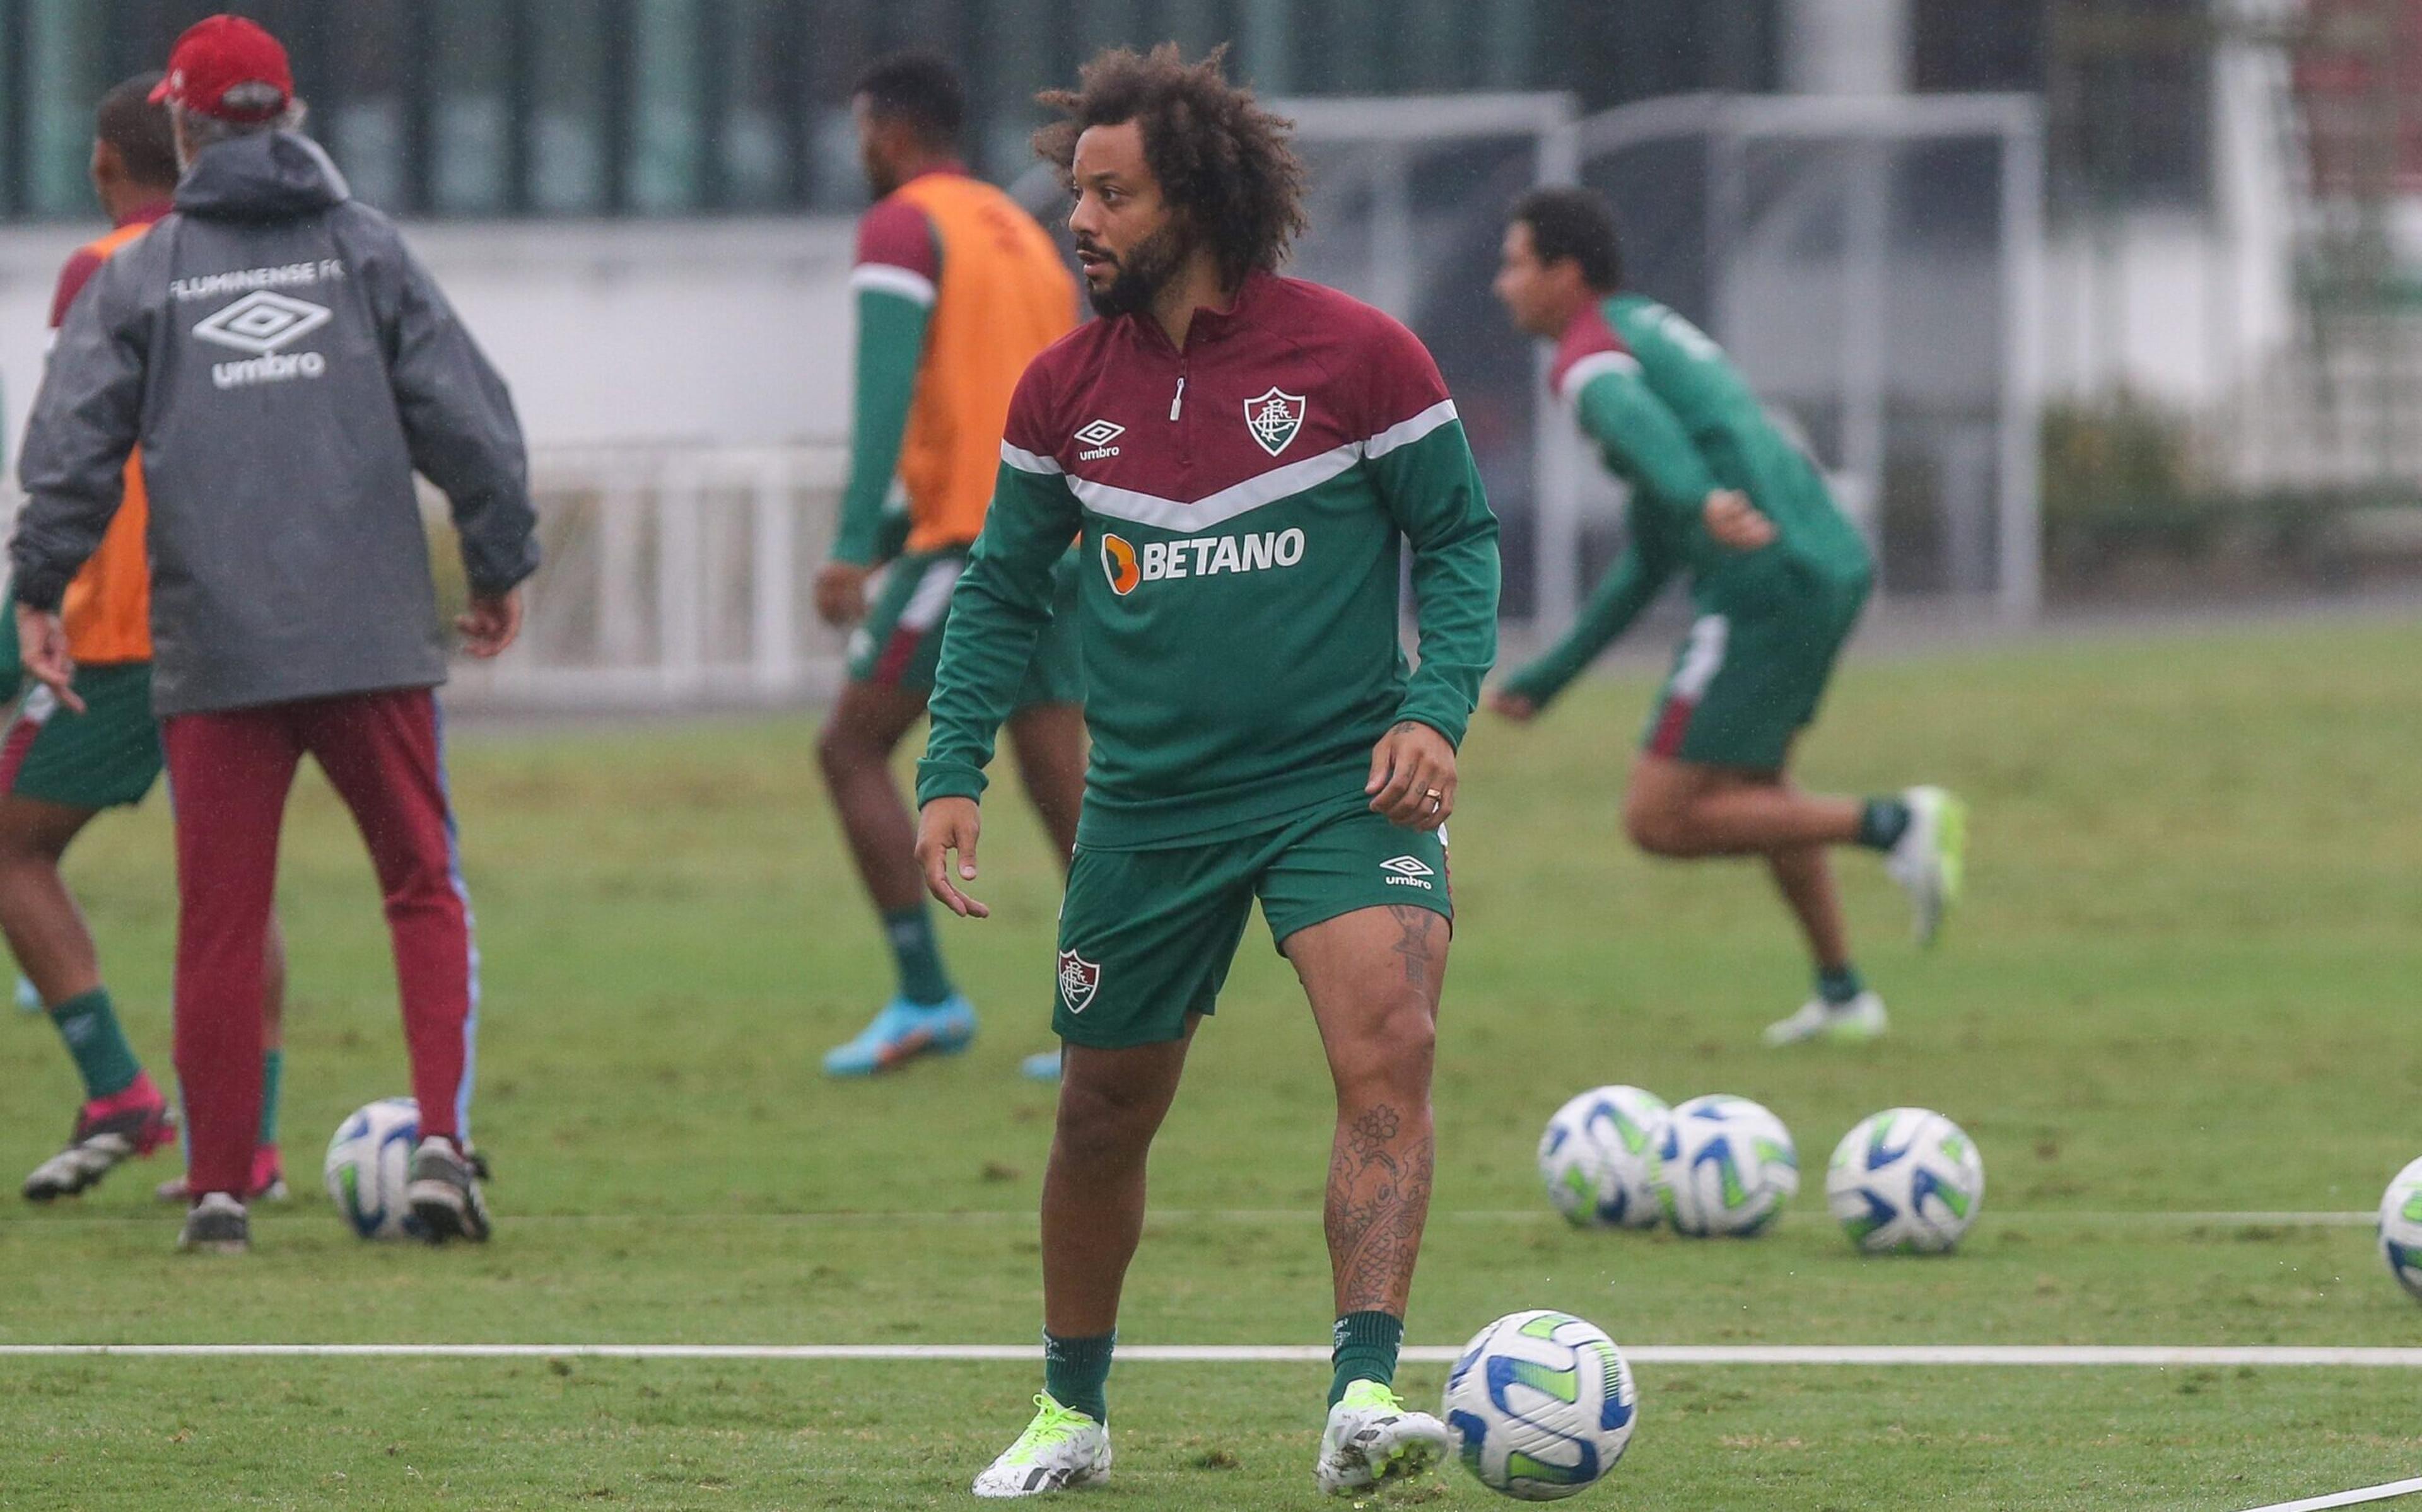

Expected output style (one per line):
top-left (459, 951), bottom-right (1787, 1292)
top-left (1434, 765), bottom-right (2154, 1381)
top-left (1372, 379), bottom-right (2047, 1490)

top-left (1537, 1086), bottom-right (1669, 1229)
top-left (1825, 1108), bottom-right (1986, 1253)
top-left (2380, 1155), bottom-right (2422, 1302)
top-left (324, 1097), bottom-right (424, 1241)
top-left (1443, 1310), bottom-right (1637, 1501)
top-left (1651, 1095), bottom-right (1798, 1236)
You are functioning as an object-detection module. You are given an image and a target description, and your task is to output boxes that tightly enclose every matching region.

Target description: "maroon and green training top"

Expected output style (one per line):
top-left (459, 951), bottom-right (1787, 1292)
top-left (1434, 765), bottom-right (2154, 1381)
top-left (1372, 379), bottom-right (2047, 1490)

top-left (916, 270), bottom-right (1502, 850)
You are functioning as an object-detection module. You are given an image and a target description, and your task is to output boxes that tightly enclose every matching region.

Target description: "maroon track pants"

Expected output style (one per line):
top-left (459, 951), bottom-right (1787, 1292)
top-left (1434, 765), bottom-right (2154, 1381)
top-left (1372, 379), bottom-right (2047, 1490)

top-left (163, 688), bottom-right (478, 1201)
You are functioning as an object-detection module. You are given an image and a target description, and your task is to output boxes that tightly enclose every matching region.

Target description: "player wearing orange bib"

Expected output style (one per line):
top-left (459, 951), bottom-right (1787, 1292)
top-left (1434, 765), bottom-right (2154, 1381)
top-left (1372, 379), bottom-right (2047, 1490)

top-left (5, 74), bottom-right (289, 1204)
top-left (811, 55), bottom-right (1087, 1079)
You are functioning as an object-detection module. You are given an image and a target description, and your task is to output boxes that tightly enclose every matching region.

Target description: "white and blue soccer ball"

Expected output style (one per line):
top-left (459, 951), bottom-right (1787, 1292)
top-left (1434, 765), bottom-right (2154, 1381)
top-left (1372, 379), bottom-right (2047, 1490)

top-left (2380, 1155), bottom-right (2422, 1303)
top-left (1443, 1309), bottom-right (1637, 1501)
top-left (1825, 1108), bottom-right (1986, 1254)
top-left (1538, 1086), bottom-right (1669, 1230)
top-left (1651, 1095), bottom-right (1798, 1236)
top-left (324, 1097), bottom-right (424, 1241)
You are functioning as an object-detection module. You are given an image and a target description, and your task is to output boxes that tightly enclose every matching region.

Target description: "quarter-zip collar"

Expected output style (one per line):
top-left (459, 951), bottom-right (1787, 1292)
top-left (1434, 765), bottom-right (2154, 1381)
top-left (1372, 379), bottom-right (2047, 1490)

top-left (1125, 267), bottom-right (1272, 356)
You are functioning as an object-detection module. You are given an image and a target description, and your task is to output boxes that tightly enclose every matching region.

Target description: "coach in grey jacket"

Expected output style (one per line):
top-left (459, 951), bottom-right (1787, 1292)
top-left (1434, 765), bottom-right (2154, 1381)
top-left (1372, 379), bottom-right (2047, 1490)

top-left (10, 14), bottom-right (534, 1256)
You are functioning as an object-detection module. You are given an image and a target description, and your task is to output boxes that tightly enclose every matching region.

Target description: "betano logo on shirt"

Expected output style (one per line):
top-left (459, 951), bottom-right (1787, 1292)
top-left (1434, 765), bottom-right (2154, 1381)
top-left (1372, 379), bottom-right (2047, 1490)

top-left (1099, 527), bottom-right (1305, 596)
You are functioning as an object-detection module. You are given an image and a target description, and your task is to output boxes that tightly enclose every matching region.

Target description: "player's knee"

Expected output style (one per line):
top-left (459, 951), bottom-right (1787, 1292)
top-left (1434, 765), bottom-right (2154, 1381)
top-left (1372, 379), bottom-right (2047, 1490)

top-left (1053, 1072), bottom-right (1164, 1168)
top-left (1623, 798), bottom-right (1689, 856)
top-left (815, 716), bottom-right (875, 778)
top-left (1335, 994), bottom-right (1436, 1098)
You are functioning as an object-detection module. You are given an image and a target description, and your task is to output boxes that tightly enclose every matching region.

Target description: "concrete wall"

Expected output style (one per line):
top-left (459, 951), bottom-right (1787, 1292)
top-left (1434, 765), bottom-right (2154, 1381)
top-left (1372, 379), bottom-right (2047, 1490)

top-left (1, 216), bottom-right (862, 465)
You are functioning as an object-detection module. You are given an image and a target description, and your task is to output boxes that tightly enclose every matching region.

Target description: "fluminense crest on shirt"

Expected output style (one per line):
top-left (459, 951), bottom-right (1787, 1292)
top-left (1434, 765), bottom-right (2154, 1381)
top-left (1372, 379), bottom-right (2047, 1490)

top-left (1243, 387), bottom-right (1306, 457)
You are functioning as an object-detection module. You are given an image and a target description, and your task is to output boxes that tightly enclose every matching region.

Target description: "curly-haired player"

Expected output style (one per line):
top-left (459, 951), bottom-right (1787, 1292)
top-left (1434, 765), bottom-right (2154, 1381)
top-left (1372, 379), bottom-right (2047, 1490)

top-left (913, 45), bottom-right (1501, 1497)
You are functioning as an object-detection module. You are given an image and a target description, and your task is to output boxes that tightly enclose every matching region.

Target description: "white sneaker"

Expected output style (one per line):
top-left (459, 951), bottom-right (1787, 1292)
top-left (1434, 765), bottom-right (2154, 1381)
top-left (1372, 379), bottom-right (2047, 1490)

top-left (1884, 786), bottom-right (1967, 947)
top-left (1316, 1380), bottom-right (1450, 1494)
top-left (972, 1393), bottom-right (1111, 1498)
top-left (1764, 991), bottom-right (1889, 1047)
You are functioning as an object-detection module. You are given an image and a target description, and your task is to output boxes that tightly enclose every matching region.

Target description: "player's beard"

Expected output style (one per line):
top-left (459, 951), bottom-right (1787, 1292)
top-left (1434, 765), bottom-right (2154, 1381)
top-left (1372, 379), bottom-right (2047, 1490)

top-left (1081, 221), bottom-right (1190, 318)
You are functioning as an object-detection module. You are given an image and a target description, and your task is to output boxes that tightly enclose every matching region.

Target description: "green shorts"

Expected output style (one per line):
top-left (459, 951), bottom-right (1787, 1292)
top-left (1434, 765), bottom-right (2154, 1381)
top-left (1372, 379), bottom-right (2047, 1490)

top-left (1050, 802), bottom-right (1454, 1049)
top-left (848, 547), bottom-right (1083, 710)
top-left (0, 663), bottom-right (163, 811)
top-left (1644, 579), bottom-right (1868, 772)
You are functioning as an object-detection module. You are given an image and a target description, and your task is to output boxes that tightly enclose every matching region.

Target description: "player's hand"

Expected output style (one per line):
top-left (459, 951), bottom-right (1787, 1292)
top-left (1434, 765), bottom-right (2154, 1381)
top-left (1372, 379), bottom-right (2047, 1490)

top-left (814, 561), bottom-right (874, 629)
top-left (15, 604), bottom-right (83, 714)
top-left (916, 796), bottom-right (991, 919)
top-left (1704, 490), bottom-right (1776, 551)
top-left (1367, 719), bottom-right (1457, 832)
top-left (1487, 688), bottom-right (1539, 724)
top-left (457, 589), bottom-right (524, 658)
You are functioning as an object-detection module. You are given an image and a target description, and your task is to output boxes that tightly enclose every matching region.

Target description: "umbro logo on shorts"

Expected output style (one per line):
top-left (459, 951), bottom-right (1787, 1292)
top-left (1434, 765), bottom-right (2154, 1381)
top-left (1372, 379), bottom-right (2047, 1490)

top-left (1380, 855), bottom-right (1435, 890)
top-left (1058, 950), bottom-right (1101, 1013)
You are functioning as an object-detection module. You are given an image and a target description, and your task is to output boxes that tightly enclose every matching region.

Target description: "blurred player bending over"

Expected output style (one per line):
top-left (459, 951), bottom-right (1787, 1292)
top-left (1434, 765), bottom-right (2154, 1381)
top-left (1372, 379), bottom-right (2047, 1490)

top-left (1487, 186), bottom-right (1964, 1046)
top-left (812, 53), bottom-right (1087, 1081)
top-left (915, 46), bottom-right (1500, 1497)
top-left (6, 73), bottom-right (290, 1206)
top-left (15, 16), bottom-right (537, 1253)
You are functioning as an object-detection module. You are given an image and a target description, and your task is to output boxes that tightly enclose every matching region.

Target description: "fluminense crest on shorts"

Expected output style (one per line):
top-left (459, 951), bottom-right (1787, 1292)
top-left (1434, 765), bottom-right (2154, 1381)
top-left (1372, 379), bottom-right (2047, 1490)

top-left (1057, 950), bottom-right (1101, 1013)
top-left (1243, 387), bottom-right (1306, 457)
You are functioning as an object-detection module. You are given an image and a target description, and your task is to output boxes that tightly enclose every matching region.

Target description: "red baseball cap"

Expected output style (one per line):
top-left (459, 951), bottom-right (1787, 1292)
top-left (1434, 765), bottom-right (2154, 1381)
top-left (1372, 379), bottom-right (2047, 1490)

top-left (149, 15), bottom-right (294, 124)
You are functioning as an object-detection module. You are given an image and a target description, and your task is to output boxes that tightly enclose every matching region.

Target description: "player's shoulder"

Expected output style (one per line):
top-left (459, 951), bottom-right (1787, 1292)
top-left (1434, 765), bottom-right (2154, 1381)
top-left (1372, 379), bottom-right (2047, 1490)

top-left (1003, 316), bottom-right (1119, 443)
top-left (1255, 276), bottom-right (1449, 433)
top-left (1550, 298), bottom-right (1639, 402)
top-left (853, 191), bottom-right (937, 276)
top-left (1263, 275), bottom-right (1426, 357)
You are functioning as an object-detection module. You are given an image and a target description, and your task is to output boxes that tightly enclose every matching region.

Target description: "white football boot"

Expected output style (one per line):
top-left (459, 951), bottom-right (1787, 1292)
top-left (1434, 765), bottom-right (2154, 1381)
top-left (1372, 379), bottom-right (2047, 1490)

top-left (972, 1393), bottom-right (1111, 1498)
top-left (1315, 1380), bottom-right (1450, 1494)
top-left (1764, 989), bottom-right (1888, 1047)
top-left (1883, 786), bottom-right (1967, 947)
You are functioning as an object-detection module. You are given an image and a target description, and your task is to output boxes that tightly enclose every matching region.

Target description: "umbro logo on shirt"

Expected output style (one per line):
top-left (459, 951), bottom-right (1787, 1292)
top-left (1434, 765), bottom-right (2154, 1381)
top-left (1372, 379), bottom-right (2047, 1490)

top-left (1074, 418), bottom-right (1125, 460)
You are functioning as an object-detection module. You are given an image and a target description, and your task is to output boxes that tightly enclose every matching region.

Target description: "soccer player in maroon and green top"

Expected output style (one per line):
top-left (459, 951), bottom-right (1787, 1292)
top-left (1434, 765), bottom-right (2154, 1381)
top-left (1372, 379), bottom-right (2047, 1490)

top-left (912, 47), bottom-right (1499, 1499)
top-left (1487, 186), bottom-right (1967, 1047)
top-left (813, 54), bottom-right (1087, 1080)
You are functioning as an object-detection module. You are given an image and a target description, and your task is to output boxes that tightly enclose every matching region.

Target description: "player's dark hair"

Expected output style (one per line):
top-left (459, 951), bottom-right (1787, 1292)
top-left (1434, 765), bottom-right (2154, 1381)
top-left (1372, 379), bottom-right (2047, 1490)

top-left (1034, 44), bottom-right (1307, 289)
top-left (1510, 186), bottom-right (1624, 292)
top-left (97, 72), bottom-right (180, 190)
top-left (853, 52), bottom-right (965, 149)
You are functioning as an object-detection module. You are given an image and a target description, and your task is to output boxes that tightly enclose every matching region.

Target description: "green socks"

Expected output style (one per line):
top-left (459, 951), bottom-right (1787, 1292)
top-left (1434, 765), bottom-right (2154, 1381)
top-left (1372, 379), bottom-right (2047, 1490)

top-left (1817, 964), bottom-right (1866, 1006)
top-left (1856, 797), bottom-right (1912, 851)
top-left (259, 1047), bottom-right (284, 1145)
top-left (47, 987), bottom-right (142, 1101)
top-left (1043, 1330), bottom-right (1114, 1424)
top-left (1330, 1311), bottom-right (1405, 1405)
top-left (881, 905), bottom-right (955, 1006)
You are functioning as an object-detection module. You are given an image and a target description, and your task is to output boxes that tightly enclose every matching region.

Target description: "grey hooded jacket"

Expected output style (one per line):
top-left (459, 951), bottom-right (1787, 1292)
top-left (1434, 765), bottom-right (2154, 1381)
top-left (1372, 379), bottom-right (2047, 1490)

top-left (12, 130), bottom-right (538, 717)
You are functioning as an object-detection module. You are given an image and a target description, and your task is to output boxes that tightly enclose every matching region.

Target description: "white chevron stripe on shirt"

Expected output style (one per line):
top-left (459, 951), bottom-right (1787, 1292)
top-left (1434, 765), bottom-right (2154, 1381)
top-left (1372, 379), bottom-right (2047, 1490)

top-left (1005, 400), bottom-right (1461, 534)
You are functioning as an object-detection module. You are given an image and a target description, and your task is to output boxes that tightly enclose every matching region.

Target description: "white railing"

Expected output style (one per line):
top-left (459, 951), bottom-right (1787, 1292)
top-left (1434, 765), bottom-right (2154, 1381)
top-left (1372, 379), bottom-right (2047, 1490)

top-left (442, 442), bottom-right (850, 711)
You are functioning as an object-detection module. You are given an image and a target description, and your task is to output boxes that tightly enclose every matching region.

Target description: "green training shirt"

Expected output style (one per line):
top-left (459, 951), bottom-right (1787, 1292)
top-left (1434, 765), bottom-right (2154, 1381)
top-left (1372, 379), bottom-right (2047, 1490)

top-left (915, 271), bottom-right (1501, 851)
top-left (1504, 293), bottom-right (1872, 707)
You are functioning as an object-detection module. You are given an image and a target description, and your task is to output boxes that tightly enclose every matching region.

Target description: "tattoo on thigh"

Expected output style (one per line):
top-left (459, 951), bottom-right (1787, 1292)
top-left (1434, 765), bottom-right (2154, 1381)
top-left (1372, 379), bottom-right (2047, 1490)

top-left (1326, 1101), bottom-right (1436, 1315)
top-left (1387, 905), bottom-right (1438, 994)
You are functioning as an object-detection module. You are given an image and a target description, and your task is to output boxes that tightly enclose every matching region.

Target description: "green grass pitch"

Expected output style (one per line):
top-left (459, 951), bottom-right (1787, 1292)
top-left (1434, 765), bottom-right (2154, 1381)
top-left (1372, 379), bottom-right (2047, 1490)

top-left (2, 617), bottom-right (2418, 1509)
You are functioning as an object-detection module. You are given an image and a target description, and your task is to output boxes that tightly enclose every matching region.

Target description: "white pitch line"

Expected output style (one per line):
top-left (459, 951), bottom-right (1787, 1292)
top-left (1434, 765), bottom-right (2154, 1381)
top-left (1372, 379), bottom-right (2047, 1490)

top-left (2240, 1477), bottom-right (2422, 1512)
top-left (5, 1208), bottom-right (2379, 1227)
top-left (2, 1344), bottom-right (2419, 1367)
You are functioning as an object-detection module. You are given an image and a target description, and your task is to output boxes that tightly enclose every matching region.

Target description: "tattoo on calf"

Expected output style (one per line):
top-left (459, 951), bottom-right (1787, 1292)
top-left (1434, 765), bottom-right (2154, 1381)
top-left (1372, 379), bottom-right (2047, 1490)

top-left (1326, 1101), bottom-right (1436, 1316)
